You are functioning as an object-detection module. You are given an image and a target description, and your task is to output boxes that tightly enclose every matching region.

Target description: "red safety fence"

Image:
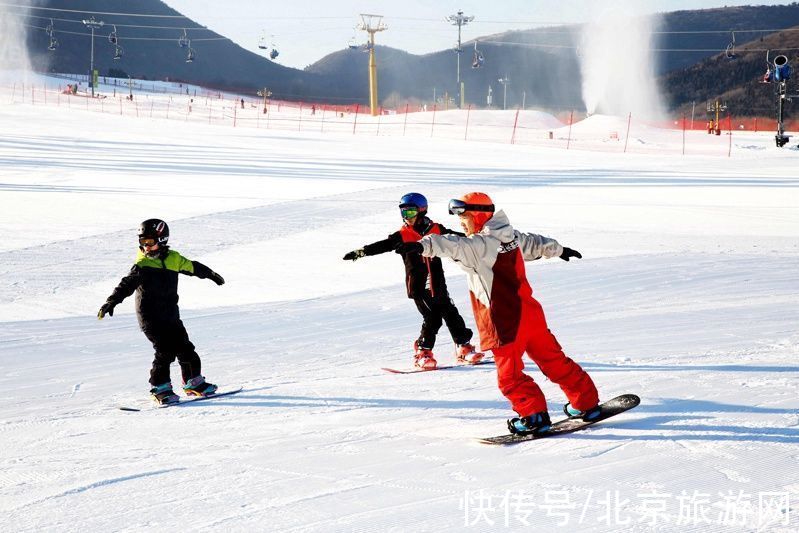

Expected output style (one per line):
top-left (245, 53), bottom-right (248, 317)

top-left (4, 79), bottom-right (796, 158)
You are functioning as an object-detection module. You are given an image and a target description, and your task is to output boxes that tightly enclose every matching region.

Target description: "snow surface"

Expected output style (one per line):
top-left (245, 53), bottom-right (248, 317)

top-left (1, 79), bottom-right (798, 532)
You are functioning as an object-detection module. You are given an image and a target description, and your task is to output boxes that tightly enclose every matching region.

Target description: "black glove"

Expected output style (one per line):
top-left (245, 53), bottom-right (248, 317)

top-left (559, 247), bottom-right (582, 261)
top-left (343, 248), bottom-right (365, 261)
top-left (395, 242), bottom-right (423, 255)
top-left (98, 302), bottom-right (115, 319)
top-left (210, 272), bottom-right (225, 286)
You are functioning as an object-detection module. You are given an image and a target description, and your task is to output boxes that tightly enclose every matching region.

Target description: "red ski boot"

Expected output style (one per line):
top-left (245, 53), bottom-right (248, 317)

top-left (413, 341), bottom-right (437, 370)
top-left (456, 343), bottom-right (484, 365)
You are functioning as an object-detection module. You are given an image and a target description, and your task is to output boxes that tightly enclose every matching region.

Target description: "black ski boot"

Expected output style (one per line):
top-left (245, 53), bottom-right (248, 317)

top-left (563, 402), bottom-right (601, 421)
top-left (183, 376), bottom-right (218, 397)
top-left (150, 382), bottom-right (180, 405)
top-left (507, 411), bottom-right (552, 435)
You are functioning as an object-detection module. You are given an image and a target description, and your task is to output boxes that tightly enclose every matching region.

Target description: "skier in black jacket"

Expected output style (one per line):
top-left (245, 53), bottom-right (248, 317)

top-left (98, 219), bottom-right (225, 404)
top-left (343, 193), bottom-right (483, 370)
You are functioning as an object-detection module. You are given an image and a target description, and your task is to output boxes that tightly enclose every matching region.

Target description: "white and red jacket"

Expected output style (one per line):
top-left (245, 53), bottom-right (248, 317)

top-left (420, 210), bottom-right (563, 351)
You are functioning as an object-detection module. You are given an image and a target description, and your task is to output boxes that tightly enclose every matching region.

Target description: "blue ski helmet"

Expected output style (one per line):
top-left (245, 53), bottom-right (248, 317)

top-left (399, 192), bottom-right (428, 221)
top-left (399, 192), bottom-right (428, 211)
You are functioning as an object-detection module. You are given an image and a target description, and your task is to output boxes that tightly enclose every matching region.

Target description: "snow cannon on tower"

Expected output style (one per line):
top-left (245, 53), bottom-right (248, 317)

top-left (773, 55), bottom-right (792, 82)
top-left (762, 52), bottom-right (799, 147)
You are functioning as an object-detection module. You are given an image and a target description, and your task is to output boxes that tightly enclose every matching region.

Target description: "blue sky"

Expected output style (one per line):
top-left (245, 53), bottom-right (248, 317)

top-left (163, 1), bottom-right (797, 69)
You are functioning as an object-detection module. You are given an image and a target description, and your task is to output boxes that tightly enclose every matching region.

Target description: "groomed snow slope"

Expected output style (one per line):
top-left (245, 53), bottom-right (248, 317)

top-left (1, 94), bottom-right (798, 532)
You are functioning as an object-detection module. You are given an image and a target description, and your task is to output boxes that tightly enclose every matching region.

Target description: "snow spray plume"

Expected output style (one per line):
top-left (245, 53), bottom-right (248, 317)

top-left (0, 0), bottom-right (34, 81)
top-left (579, 1), bottom-right (666, 121)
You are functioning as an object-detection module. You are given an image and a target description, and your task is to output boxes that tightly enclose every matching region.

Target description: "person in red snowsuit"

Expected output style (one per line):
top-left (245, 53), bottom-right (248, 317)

top-left (397, 192), bottom-right (600, 435)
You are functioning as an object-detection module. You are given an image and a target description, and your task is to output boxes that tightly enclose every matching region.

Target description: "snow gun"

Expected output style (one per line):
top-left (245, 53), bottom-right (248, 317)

top-left (774, 55), bottom-right (792, 82)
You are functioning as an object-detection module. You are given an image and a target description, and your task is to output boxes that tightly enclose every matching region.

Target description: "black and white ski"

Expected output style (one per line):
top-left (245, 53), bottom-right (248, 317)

top-left (119, 387), bottom-right (243, 412)
top-left (477, 394), bottom-right (640, 445)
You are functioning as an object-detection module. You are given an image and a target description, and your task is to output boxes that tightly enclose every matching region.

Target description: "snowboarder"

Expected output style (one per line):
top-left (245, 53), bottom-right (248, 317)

top-left (396, 192), bottom-right (600, 435)
top-left (98, 219), bottom-right (226, 405)
top-left (343, 193), bottom-right (483, 370)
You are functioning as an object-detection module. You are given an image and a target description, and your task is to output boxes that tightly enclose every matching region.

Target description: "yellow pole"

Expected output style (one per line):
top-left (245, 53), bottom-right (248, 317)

top-left (368, 32), bottom-right (378, 116)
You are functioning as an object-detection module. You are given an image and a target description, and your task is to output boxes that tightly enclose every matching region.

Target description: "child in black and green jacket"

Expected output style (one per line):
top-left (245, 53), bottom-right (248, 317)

top-left (98, 218), bottom-right (225, 404)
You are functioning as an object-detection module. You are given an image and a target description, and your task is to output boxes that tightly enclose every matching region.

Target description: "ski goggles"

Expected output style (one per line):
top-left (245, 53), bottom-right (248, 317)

top-left (400, 207), bottom-right (420, 219)
top-left (448, 199), bottom-right (495, 215)
top-left (138, 237), bottom-right (158, 247)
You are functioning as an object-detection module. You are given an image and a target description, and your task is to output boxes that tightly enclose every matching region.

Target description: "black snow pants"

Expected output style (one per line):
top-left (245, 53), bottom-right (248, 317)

top-left (142, 319), bottom-right (202, 387)
top-left (413, 291), bottom-right (472, 350)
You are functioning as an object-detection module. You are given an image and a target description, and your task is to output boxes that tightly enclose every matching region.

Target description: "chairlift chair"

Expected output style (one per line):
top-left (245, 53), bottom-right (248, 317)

top-left (178, 29), bottom-right (189, 48)
top-left (725, 31), bottom-right (736, 60)
top-left (109, 25), bottom-right (118, 45)
top-left (113, 45), bottom-right (123, 60)
top-left (472, 42), bottom-right (484, 68)
top-left (45, 18), bottom-right (57, 50)
top-left (186, 43), bottom-right (195, 63)
top-left (267, 35), bottom-right (279, 59)
top-left (258, 34), bottom-right (268, 50)
top-left (761, 49), bottom-right (774, 83)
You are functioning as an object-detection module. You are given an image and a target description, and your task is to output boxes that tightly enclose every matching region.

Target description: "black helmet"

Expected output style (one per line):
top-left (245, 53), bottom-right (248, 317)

top-left (138, 218), bottom-right (169, 247)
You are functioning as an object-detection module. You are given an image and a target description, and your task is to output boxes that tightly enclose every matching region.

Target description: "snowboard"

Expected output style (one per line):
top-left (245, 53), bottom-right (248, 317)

top-left (477, 393), bottom-right (640, 445)
top-left (118, 387), bottom-right (243, 412)
top-left (382, 358), bottom-right (494, 374)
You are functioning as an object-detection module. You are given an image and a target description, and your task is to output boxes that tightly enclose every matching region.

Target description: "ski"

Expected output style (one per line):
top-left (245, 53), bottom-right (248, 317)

top-left (381, 359), bottom-right (494, 374)
top-left (118, 387), bottom-right (243, 412)
top-left (477, 393), bottom-right (640, 445)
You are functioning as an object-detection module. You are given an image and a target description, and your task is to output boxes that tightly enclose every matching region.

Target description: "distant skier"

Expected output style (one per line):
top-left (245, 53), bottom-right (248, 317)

top-left (343, 193), bottom-right (483, 369)
top-left (98, 219), bottom-right (226, 405)
top-left (396, 192), bottom-right (600, 435)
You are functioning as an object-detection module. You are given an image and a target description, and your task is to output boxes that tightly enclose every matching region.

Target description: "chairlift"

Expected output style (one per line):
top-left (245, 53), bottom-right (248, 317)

top-left (725, 31), bottom-right (736, 60)
top-left (178, 29), bottom-right (189, 48)
top-left (186, 42), bottom-right (195, 63)
top-left (113, 44), bottom-right (123, 60)
top-left (762, 49), bottom-right (774, 83)
top-left (472, 41), bottom-right (484, 68)
top-left (45, 18), bottom-right (57, 50)
top-left (269, 47), bottom-right (279, 60)
top-left (109, 25), bottom-right (118, 45)
top-left (258, 32), bottom-right (268, 50)
top-left (362, 41), bottom-right (373, 53)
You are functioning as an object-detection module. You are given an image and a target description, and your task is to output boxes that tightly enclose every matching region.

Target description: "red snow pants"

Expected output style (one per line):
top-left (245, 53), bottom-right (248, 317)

top-left (491, 298), bottom-right (598, 417)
